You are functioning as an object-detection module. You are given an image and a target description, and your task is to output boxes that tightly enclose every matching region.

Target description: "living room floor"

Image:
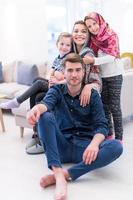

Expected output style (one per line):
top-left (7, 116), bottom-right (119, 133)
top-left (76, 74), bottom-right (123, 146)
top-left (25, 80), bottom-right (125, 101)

top-left (0, 111), bottom-right (132, 200)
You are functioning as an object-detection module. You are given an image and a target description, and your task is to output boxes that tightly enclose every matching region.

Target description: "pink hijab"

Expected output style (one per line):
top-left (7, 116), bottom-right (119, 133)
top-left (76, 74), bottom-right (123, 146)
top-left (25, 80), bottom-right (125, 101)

top-left (84, 12), bottom-right (120, 57)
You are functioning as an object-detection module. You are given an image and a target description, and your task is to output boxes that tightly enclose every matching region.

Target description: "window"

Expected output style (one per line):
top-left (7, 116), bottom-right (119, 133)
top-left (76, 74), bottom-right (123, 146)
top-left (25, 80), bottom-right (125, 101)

top-left (46, 0), bottom-right (67, 62)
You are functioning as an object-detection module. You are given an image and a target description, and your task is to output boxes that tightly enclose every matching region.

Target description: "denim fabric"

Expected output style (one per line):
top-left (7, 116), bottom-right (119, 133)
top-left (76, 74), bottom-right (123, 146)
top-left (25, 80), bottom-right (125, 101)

top-left (38, 112), bottom-right (123, 181)
top-left (40, 84), bottom-right (108, 139)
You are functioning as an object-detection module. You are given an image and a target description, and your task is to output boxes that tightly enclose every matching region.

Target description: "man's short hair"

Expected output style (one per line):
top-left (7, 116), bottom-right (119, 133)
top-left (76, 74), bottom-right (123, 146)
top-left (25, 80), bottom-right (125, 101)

top-left (62, 53), bottom-right (85, 69)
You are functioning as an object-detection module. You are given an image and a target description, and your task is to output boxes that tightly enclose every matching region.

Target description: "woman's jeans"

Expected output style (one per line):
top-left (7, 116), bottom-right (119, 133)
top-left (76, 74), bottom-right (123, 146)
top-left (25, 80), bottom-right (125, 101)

top-left (38, 112), bottom-right (123, 181)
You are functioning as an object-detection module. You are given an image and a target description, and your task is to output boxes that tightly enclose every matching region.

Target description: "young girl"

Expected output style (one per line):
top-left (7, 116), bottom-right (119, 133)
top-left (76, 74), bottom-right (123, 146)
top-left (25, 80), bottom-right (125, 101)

top-left (84, 12), bottom-right (123, 141)
top-left (0, 32), bottom-right (72, 109)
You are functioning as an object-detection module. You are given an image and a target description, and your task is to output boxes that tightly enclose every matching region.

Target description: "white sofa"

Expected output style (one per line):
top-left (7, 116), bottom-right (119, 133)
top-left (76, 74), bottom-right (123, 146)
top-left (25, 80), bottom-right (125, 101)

top-left (12, 99), bottom-right (32, 137)
top-left (0, 61), bottom-right (48, 137)
top-left (0, 61), bottom-right (47, 101)
top-left (119, 57), bottom-right (133, 120)
top-left (121, 68), bottom-right (133, 120)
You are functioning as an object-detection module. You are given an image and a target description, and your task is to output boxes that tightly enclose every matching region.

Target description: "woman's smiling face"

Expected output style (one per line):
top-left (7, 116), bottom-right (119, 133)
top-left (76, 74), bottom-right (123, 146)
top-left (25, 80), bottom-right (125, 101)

top-left (72, 23), bottom-right (88, 46)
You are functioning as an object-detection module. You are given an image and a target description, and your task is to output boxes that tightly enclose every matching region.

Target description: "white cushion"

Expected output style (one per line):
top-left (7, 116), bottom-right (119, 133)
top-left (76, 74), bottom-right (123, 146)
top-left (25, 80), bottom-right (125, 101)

top-left (37, 62), bottom-right (48, 78)
top-left (3, 61), bottom-right (17, 82)
top-left (0, 82), bottom-right (29, 99)
top-left (16, 62), bottom-right (39, 85)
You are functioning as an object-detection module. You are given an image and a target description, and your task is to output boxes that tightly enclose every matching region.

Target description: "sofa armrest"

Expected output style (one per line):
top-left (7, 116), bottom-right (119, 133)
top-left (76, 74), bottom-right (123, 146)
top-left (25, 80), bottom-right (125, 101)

top-left (121, 71), bottom-right (133, 119)
top-left (12, 98), bottom-right (32, 137)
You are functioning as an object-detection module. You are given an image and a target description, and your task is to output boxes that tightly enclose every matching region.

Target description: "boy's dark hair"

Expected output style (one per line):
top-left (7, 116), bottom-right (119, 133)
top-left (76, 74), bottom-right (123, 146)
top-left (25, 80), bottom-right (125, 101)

top-left (62, 53), bottom-right (85, 69)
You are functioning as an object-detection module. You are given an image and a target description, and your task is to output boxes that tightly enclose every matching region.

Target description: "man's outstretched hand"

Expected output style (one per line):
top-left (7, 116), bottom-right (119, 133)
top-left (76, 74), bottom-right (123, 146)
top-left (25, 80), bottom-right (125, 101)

top-left (26, 104), bottom-right (46, 126)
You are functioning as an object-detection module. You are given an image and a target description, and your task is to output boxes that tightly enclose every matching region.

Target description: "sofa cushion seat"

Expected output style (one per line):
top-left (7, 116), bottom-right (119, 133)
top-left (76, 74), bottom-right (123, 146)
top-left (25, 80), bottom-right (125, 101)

top-left (0, 82), bottom-right (29, 99)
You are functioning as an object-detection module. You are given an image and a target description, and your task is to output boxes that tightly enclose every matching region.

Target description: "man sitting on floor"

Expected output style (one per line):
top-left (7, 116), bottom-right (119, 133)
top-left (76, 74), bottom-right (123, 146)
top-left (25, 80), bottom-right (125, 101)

top-left (27, 53), bottom-right (123, 200)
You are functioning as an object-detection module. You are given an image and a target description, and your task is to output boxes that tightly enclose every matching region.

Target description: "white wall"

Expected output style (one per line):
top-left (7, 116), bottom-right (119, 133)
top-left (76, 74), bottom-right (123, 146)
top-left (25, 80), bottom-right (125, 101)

top-left (78, 0), bottom-right (133, 54)
top-left (100, 0), bottom-right (133, 53)
top-left (0, 0), bottom-right (133, 64)
top-left (0, 0), bottom-right (47, 63)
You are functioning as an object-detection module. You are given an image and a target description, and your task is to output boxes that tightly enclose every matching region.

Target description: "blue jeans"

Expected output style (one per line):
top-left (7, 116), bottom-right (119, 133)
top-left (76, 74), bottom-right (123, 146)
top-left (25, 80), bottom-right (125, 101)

top-left (38, 112), bottom-right (123, 181)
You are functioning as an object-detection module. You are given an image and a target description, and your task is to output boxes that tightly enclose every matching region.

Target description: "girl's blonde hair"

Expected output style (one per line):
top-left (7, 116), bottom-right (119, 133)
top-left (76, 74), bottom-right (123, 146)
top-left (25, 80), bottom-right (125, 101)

top-left (56, 32), bottom-right (72, 45)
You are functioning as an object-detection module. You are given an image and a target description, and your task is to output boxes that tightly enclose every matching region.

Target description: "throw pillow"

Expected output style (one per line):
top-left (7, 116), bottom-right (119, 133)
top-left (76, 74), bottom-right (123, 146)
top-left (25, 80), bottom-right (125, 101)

top-left (16, 63), bottom-right (39, 85)
top-left (0, 62), bottom-right (4, 83)
top-left (3, 61), bottom-right (17, 83)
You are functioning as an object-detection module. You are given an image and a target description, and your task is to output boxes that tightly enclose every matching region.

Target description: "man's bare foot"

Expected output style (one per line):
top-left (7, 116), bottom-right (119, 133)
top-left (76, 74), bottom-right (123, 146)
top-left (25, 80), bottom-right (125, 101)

top-left (40, 169), bottom-right (70, 189)
top-left (54, 172), bottom-right (67, 200)
top-left (40, 174), bottom-right (56, 188)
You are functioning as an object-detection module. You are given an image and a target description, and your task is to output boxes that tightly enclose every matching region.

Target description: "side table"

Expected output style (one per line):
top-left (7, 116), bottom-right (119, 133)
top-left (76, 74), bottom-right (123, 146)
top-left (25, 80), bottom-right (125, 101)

top-left (0, 108), bottom-right (5, 132)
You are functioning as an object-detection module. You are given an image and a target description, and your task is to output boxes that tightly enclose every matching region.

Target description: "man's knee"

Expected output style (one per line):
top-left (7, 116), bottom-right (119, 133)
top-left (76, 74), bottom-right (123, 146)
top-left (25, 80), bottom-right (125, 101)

top-left (38, 112), bottom-right (55, 142)
top-left (42, 111), bottom-right (54, 119)
top-left (39, 112), bottom-right (55, 125)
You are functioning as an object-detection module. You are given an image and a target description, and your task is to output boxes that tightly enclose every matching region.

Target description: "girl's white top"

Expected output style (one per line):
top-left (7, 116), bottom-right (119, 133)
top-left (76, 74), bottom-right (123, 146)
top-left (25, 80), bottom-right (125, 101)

top-left (94, 50), bottom-right (124, 78)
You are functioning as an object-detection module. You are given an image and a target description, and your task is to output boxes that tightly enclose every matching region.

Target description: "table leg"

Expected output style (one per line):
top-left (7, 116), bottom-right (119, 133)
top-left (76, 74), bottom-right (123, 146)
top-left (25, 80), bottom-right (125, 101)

top-left (0, 109), bottom-right (5, 132)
